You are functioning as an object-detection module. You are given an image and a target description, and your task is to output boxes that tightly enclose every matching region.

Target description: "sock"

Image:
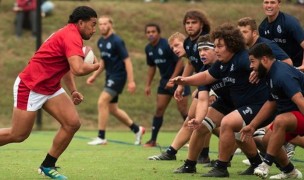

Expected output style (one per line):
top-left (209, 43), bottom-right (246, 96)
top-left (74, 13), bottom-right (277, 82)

top-left (280, 162), bottom-right (295, 174)
top-left (248, 153), bottom-right (263, 167)
top-left (166, 146), bottom-right (178, 155)
top-left (185, 159), bottom-right (197, 167)
top-left (130, 123), bottom-right (139, 133)
top-left (264, 153), bottom-right (275, 166)
top-left (151, 116), bottom-right (163, 141)
top-left (98, 130), bottom-right (105, 139)
top-left (41, 153), bottom-right (57, 167)
top-left (215, 160), bottom-right (229, 170)
top-left (200, 147), bottom-right (209, 158)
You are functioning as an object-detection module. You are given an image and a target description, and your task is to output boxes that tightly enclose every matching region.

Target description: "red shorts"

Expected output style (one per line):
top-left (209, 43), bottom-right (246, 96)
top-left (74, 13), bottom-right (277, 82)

top-left (270, 111), bottom-right (304, 141)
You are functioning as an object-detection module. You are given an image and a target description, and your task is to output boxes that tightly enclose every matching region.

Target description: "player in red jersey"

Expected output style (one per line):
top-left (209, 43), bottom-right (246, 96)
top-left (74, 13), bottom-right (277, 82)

top-left (0, 6), bottom-right (99, 179)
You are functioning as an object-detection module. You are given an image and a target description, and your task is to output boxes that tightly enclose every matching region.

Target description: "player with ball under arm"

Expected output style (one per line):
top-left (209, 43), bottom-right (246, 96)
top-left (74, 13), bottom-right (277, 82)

top-left (0, 6), bottom-right (100, 179)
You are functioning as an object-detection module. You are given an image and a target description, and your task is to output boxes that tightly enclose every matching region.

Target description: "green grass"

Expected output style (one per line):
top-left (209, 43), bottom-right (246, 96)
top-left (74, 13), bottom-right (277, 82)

top-left (1, 131), bottom-right (304, 179)
top-left (1, 0), bottom-right (304, 129)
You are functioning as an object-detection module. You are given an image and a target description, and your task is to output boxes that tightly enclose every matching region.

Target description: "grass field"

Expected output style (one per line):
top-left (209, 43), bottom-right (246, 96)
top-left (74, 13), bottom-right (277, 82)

top-left (1, 0), bottom-right (304, 130)
top-left (1, 131), bottom-right (304, 179)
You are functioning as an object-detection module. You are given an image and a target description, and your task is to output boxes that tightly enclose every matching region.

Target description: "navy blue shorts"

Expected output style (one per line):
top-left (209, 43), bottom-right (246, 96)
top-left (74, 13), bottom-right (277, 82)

top-left (237, 104), bottom-right (274, 128)
top-left (211, 99), bottom-right (274, 128)
top-left (104, 76), bottom-right (126, 103)
top-left (211, 97), bottom-right (235, 115)
top-left (157, 84), bottom-right (191, 96)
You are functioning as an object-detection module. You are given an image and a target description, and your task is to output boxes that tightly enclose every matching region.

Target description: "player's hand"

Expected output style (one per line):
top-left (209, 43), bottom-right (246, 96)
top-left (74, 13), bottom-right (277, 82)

top-left (71, 91), bottom-right (83, 105)
top-left (128, 81), bottom-right (136, 94)
top-left (145, 86), bottom-right (151, 96)
top-left (240, 125), bottom-right (255, 142)
top-left (249, 71), bottom-right (260, 84)
top-left (209, 95), bottom-right (217, 105)
top-left (165, 81), bottom-right (174, 89)
top-left (86, 76), bottom-right (95, 85)
top-left (170, 76), bottom-right (186, 85)
top-left (296, 65), bottom-right (304, 72)
top-left (188, 118), bottom-right (201, 130)
top-left (174, 85), bottom-right (184, 101)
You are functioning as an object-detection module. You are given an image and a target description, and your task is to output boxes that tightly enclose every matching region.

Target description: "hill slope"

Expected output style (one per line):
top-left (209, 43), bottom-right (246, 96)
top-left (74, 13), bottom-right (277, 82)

top-left (0, 0), bottom-right (303, 129)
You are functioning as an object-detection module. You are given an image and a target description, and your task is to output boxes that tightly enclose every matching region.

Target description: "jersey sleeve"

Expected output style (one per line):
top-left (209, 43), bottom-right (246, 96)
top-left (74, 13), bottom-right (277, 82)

top-left (63, 31), bottom-right (83, 58)
top-left (278, 73), bottom-right (302, 99)
top-left (208, 61), bottom-right (221, 79)
top-left (115, 38), bottom-right (129, 60)
top-left (145, 46), bottom-right (155, 66)
top-left (286, 16), bottom-right (304, 44)
top-left (268, 41), bottom-right (289, 61)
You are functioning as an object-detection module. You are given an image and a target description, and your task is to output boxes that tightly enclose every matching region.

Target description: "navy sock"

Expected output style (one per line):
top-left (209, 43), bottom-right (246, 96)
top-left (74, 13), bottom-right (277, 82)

top-left (200, 147), bottom-right (209, 157)
top-left (215, 160), bottom-right (229, 170)
top-left (130, 123), bottom-right (139, 133)
top-left (185, 159), bottom-right (197, 167)
top-left (280, 162), bottom-right (295, 174)
top-left (248, 153), bottom-right (262, 167)
top-left (166, 146), bottom-right (178, 155)
top-left (151, 116), bottom-right (163, 141)
top-left (41, 153), bottom-right (57, 167)
top-left (264, 153), bottom-right (275, 166)
top-left (98, 130), bottom-right (105, 139)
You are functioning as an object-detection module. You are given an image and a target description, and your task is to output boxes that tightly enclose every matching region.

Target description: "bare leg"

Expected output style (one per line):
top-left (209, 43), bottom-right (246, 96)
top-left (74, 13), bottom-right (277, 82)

top-left (0, 108), bottom-right (36, 146)
top-left (97, 91), bottom-right (113, 130)
top-left (171, 98), bottom-right (197, 149)
top-left (109, 103), bottom-right (134, 126)
top-left (43, 93), bottom-right (81, 158)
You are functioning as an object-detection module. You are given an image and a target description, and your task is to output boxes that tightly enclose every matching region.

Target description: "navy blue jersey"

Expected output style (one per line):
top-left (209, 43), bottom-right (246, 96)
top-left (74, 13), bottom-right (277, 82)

top-left (208, 50), bottom-right (268, 108)
top-left (183, 31), bottom-right (208, 73)
top-left (145, 38), bottom-right (180, 87)
top-left (255, 37), bottom-right (289, 61)
top-left (267, 61), bottom-right (304, 113)
top-left (259, 12), bottom-right (304, 66)
top-left (97, 34), bottom-right (129, 77)
top-left (197, 63), bottom-right (233, 106)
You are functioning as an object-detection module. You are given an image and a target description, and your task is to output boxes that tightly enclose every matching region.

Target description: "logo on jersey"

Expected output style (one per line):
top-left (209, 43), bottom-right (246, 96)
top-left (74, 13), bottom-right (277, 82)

top-left (193, 44), bottom-right (198, 52)
top-left (148, 52), bottom-right (153, 56)
top-left (106, 42), bottom-right (112, 49)
top-left (242, 107), bottom-right (253, 115)
top-left (230, 64), bottom-right (235, 72)
top-left (277, 25), bottom-right (282, 34)
top-left (264, 30), bottom-right (270, 35)
top-left (107, 79), bottom-right (115, 87)
top-left (186, 45), bottom-right (190, 50)
top-left (220, 65), bottom-right (223, 70)
top-left (158, 48), bottom-right (163, 56)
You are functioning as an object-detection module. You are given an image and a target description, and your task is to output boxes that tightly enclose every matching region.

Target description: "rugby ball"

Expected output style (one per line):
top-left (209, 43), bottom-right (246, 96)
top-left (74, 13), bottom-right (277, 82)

top-left (82, 46), bottom-right (95, 64)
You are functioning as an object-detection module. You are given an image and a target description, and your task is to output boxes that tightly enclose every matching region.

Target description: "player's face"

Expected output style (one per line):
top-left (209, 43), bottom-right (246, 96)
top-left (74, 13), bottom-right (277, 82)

top-left (78, 17), bottom-right (97, 40)
top-left (198, 47), bottom-right (217, 65)
top-left (145, 26), bottom-right (160, 45)
top-left (238, 25), bottom-right (255, 48)
top-left (98, 17), bottom-right (112, 36)
top-left (170, 38), bottom-right (185, 58)
top-left (214, 39), bottom-right (234, 63)
top-left (249, 55), bottom-right (268, 78)
top-left (184, 18), bottom-right (202, 38)
top-left (263, 0), bottom-right (280, 17)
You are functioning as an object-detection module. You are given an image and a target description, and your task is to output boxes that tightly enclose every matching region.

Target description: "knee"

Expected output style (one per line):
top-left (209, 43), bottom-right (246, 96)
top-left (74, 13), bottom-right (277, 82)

top-left (63, 119), bottom-right (81, 133)
top-left (155, 107), bottom-right (165, 116)
top-left (12, 133), bottom-right (30, 143)
top-left (97, 99), bottom-right (107, 109)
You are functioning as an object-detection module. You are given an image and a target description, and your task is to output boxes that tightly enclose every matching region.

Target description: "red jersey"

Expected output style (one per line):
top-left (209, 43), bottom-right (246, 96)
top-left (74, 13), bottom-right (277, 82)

top-left (19, 24), bottom-right (84, 95)
top-left (17, 0), bottom-right (37, 11)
